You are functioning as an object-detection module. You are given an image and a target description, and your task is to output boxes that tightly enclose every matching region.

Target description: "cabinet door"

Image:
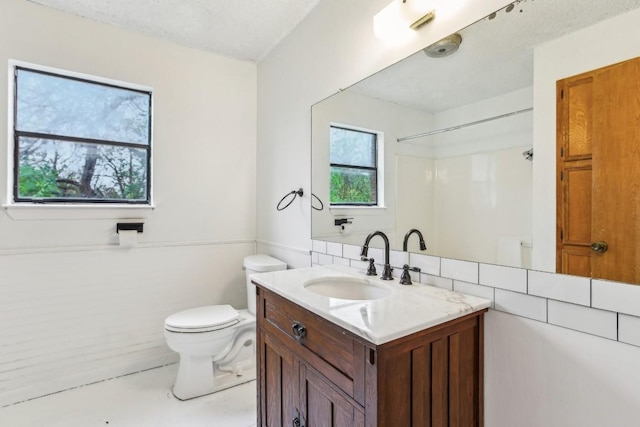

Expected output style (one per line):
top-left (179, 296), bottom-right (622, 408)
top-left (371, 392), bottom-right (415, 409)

top-left (259, 330), bottom-right (299, 427)
top-left (376, 314), bottom-right (483, 427)
top-left (300, 363), bottom-right (364, 427)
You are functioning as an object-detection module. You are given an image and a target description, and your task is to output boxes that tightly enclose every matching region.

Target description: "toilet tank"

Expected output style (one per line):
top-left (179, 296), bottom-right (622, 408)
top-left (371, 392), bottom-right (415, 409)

top-left (244, 255), bottom-right (287, 314)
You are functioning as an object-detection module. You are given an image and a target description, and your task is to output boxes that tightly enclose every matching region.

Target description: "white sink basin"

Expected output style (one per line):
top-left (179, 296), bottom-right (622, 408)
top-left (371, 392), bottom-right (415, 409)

top-left (303, 276), bottom-right (391, 300)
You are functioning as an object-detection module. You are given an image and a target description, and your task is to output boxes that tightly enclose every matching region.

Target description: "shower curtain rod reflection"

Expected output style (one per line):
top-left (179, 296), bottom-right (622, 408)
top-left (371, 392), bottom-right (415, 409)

top-left (397, 107), bottom-right (533, 142)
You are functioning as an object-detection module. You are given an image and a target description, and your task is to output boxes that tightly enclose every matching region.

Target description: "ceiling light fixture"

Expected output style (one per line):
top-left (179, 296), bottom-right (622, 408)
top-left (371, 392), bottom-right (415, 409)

top-left (373, 0), bottom-right (436, 44)
top-left (423, 33), bottom-right (462, 58)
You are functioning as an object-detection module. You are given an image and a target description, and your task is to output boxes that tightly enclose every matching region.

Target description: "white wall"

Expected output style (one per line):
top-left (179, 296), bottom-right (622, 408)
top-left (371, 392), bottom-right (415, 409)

top-left (485, 311), bottom-right (640, 427)
top-left (0, 0), bottom-right (257, 406)
top-left (532, 7), bottom-right (640, 271)
top-left (431, 87), bottom-right (532, 265)
top-left (431, 87), bottom-right (533, 158)
top-left (395, 154), bottom-right (435, 252)
top-left (259, 1), bottom-right (640, 425)
top-left (434, 146), bottom-right (531, 265)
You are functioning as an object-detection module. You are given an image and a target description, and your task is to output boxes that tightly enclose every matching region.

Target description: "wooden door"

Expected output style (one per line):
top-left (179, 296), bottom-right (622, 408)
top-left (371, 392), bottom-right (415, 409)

top-left (300, 363), bottom-right (364, 427)
top-left (557, 57), bottom-right (640, 283)
top-left (259, 331), bottom-right (299, 427)
top-left (557, 76), bottom-right (594, 277)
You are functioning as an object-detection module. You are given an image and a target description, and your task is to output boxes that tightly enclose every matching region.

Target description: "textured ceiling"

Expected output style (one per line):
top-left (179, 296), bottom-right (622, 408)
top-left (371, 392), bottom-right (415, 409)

top-left (26, 0), bottom-right (321, 62)
top-left (350, 0), bottom-right (640, 113)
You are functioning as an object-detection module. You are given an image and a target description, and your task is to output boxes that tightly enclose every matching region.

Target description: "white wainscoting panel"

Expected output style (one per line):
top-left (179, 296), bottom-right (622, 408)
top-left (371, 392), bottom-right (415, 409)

top-left (0, 242), bottom-right (253, 406)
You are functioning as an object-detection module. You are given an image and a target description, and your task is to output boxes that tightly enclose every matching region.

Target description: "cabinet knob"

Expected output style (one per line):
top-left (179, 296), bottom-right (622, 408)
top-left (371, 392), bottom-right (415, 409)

top-left (292, 322), bottom-right (307, 342)
top-left (590, 241), bottom-right (608, 253)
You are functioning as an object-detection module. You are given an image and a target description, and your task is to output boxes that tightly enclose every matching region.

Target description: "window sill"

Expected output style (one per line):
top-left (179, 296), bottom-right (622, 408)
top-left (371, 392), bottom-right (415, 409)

top-left (329, 206), bottom-right (387, 216)
top-left (2, 203), bottom-right (155, 221)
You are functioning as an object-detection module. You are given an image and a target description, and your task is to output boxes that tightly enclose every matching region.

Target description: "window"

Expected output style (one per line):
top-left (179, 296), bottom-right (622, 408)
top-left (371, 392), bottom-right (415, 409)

top-left (329, 125), bottom-right (380, 206)
top-left (11, 65), bottom-right (152, 204)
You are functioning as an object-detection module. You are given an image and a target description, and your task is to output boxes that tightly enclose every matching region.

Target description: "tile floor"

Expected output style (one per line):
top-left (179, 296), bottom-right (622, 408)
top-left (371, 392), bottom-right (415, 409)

top-left (0, 364), bottom-right (257, 427)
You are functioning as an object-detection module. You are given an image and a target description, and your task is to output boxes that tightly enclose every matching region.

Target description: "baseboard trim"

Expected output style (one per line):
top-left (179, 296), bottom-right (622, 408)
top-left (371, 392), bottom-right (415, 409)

top-left (1, 353), bottom-right (178, 408)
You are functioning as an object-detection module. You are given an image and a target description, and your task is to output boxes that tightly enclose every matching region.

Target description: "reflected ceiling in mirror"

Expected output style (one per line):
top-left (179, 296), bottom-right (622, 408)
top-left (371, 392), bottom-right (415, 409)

top-left (351, 0), bottom-right (640, 114)
top-left (311, 0), bottom-right (640, 275)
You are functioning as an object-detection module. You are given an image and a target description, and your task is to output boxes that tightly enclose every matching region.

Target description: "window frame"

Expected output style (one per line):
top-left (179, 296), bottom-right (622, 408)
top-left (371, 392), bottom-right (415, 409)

top-left (329, 124), bottom-right (384, 208)
top-left (7, 60), bottom-right (153, 207)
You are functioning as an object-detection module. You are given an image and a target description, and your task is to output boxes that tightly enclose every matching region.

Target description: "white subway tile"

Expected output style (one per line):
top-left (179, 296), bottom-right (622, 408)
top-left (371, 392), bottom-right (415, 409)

top-left (592, 279), bottom-right (640, 317)
top-left (332, 256), bottom-right (350, 266)
top-left (494, 289), bottom-right (547, 322)
top-left (441, 258), bottom-right (478, 283)
top-left (453, 281), bottom-right (494, 308)
top-left (528, 270), bottom-right (590, 306)
top-left (367, 247), bottom-right (384, 263)
top-left (350, 259), bottom-right (369, 273)
top-left (619, 314), bottom-right (640, 347)
top-left (311, 251), bottom-right (319, 264)
top-left (479, 264), bottom-right (527, 293)
top-left (343, 244), bottom-right (361, 260)
top-left (407, 269), bottom-right (420, 283)
top-left (312, 240), bottom-right (327, 254)
top-left (317, 253), bottom-right (333, 266)
top-left (421, 274), bottom-right (453, 291)
top-left (409, 253), bottom-right (440, 276)
top-left (389, 250), bottom-right (409, 269)
top-left (547, 300), bottom-right (617, 340)
top-left (326, 242), bottom-right (342, 257)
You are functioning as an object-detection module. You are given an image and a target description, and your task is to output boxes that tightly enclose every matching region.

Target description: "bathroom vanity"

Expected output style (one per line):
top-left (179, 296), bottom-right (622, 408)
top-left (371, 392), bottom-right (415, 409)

top-left (252, 266), bottom-right (490, 426)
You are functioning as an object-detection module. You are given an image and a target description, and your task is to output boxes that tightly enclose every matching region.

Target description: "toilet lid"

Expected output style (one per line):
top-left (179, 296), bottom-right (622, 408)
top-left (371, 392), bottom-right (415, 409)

top-left (165, 305), bottom-right (240, 332)
top-left (244, 254), bottom-right (287, 272)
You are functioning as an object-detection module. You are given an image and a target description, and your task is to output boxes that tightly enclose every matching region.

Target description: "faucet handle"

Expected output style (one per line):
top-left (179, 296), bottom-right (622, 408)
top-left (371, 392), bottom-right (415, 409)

top-left (363, 258), bottom-right (377, 276)
top-left (400, 264), bottom-right (413, 285)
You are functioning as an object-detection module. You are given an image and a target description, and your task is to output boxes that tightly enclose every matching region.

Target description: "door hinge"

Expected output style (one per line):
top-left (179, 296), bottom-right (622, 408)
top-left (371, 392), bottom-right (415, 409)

top-left (560, 230), bottom-right (564, 240)
top-left (560, 89), bottom-right (564, 99)
top-left (560, 171), bottom-right (564, 181)
top-left (560, 147), bottom-right (564, 157)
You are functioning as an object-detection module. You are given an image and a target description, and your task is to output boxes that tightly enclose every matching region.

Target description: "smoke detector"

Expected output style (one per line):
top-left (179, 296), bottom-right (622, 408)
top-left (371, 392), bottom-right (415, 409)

top-left (423, 33), bottom-right (462, 58)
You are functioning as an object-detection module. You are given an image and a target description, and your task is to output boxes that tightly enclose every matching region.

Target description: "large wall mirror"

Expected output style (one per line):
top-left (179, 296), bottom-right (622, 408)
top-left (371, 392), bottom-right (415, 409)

top-left (312, 0), bottom-right (640, 284)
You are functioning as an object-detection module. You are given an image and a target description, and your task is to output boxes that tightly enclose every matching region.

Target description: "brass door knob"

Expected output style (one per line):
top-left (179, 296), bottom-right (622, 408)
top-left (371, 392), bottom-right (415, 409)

top-left (590, 241), bottom-right (608, 253)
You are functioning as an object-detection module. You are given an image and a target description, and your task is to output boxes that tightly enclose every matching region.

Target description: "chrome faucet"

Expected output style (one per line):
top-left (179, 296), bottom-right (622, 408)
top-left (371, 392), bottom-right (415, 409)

top-left (403, 228), bottom-right (427, 252)
top-left (360, 231), bottom-right (393, 280)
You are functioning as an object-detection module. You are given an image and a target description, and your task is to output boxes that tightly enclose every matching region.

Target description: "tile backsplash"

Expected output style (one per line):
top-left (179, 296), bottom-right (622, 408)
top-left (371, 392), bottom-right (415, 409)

top-left (312, 239), bottom-right (640, 349)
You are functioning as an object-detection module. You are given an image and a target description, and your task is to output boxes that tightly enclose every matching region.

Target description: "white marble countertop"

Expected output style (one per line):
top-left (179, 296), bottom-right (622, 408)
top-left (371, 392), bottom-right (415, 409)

top-left (250, 264), bottom-right (491, 345)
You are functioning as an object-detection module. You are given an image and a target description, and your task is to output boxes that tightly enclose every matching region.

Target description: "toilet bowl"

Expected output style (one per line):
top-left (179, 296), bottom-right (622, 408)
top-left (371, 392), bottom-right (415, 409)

top-left (164, 254), bottom-right (286, 400)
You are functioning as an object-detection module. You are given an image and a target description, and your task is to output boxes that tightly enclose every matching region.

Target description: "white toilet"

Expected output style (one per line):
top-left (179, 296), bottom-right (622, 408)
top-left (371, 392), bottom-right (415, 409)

top-left (164, 254), bottom-right (287, 400)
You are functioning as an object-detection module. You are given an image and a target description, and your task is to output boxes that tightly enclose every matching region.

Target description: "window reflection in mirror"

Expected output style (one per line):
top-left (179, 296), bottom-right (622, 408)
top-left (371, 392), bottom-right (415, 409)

top-left (329, 125), bottom-right (379, 207)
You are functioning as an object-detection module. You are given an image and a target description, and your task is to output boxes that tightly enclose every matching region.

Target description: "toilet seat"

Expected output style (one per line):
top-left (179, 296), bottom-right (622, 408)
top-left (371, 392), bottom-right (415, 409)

top-left (165, 305), bottom-right (240, 333)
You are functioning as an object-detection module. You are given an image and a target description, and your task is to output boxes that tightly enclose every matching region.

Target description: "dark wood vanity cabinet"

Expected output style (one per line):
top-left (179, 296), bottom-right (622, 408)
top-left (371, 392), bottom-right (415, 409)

top-left (261, 330), bottom-right (364, 426)
top-left (256, 283), bottom-right (487, 427)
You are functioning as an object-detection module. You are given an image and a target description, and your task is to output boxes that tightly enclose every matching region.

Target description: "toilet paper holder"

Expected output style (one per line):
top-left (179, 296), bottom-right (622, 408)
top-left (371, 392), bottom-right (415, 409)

top-left (334, 218), bottom-right (353, 231)
top-left (116, 222), bottom-right (144, 234)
